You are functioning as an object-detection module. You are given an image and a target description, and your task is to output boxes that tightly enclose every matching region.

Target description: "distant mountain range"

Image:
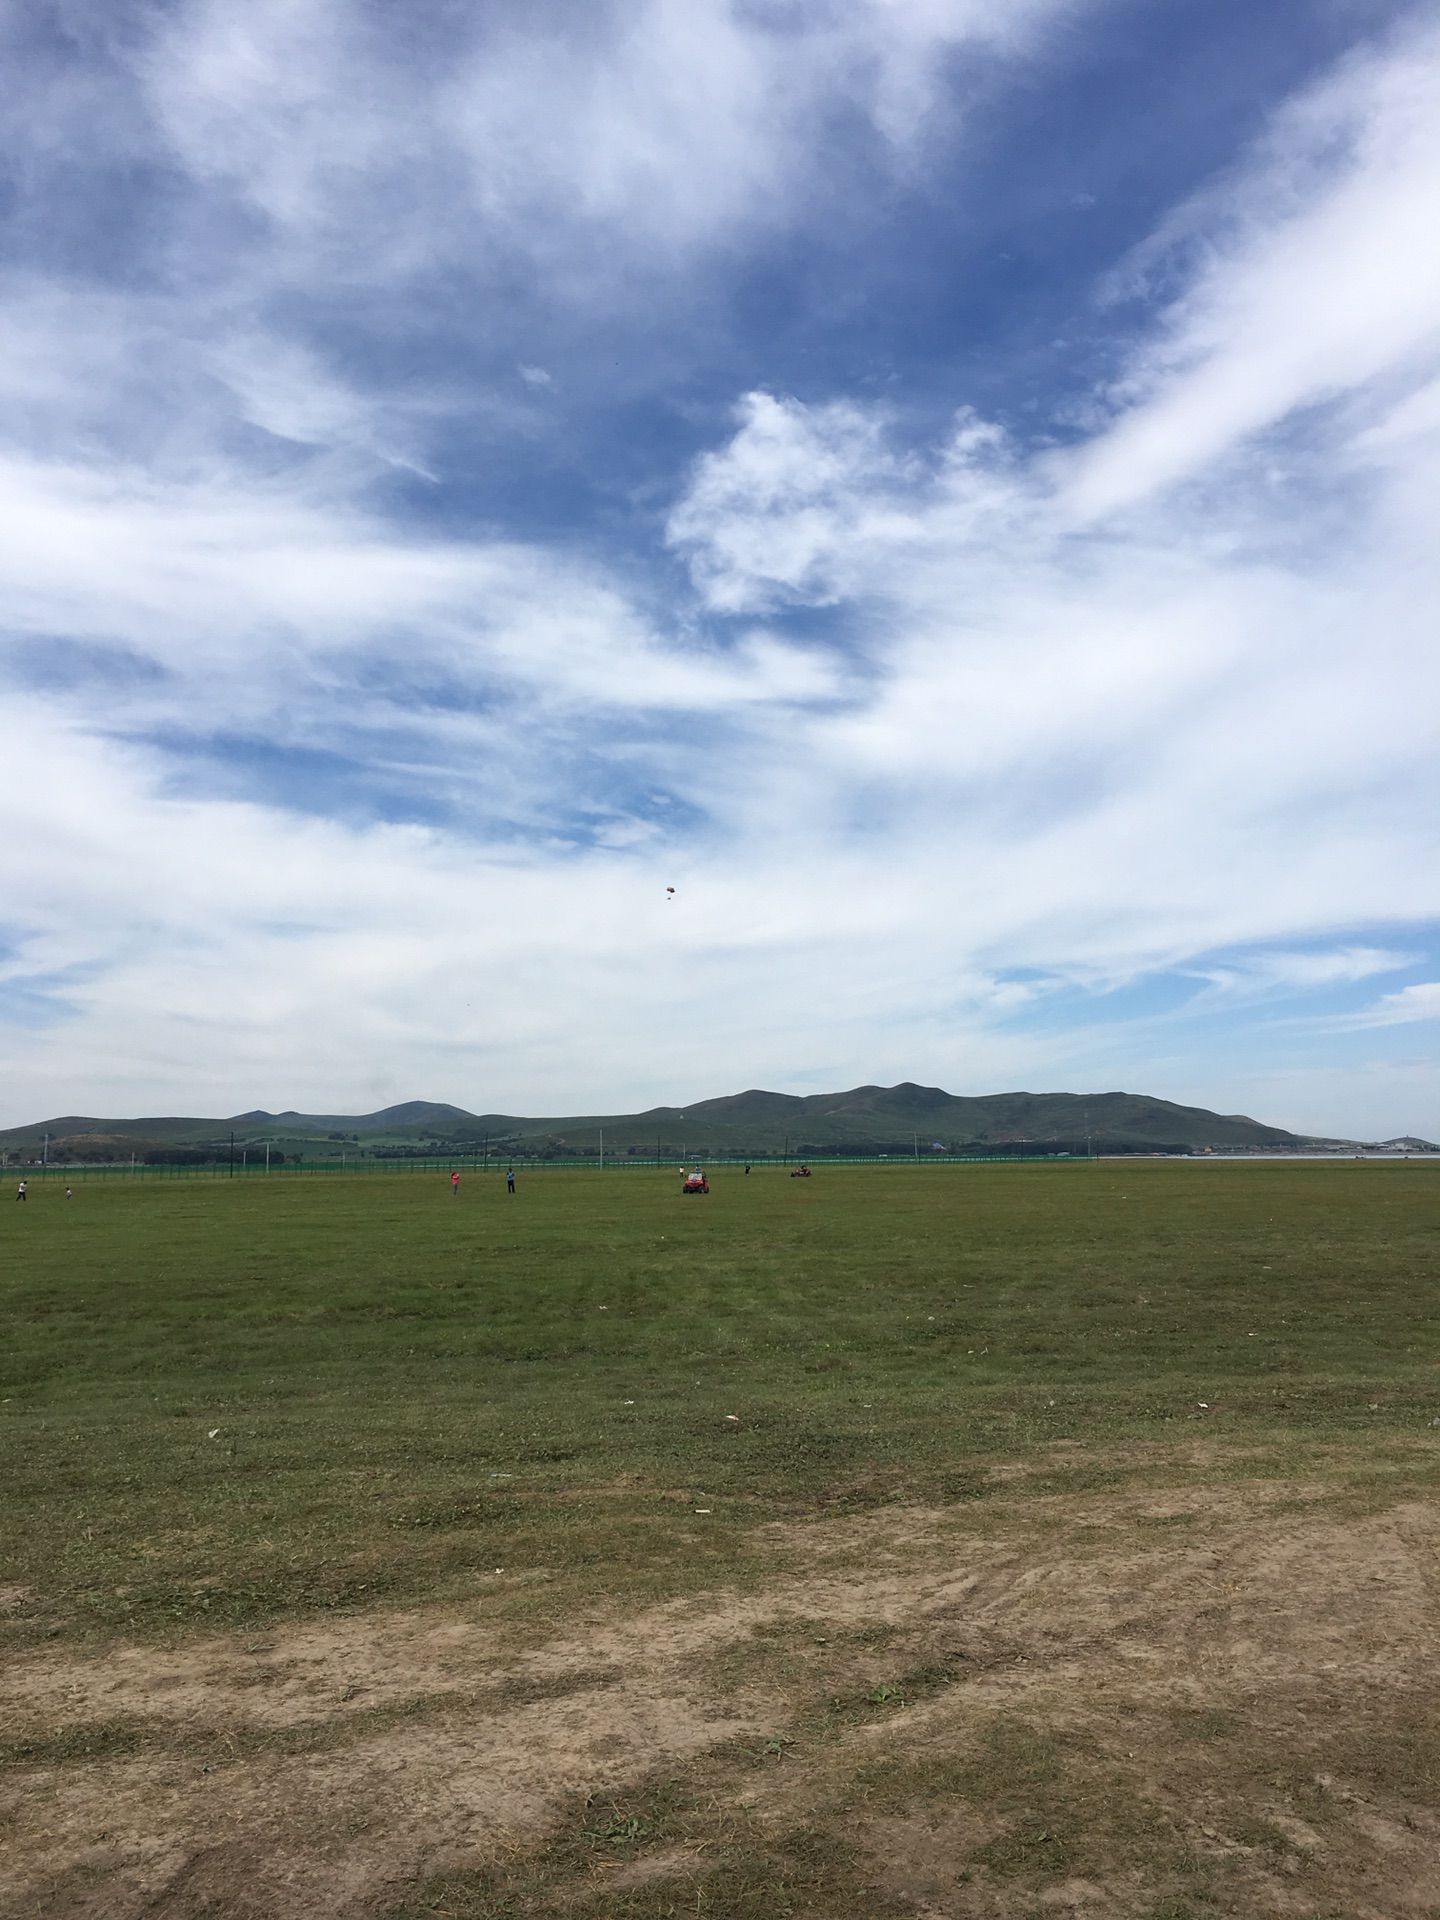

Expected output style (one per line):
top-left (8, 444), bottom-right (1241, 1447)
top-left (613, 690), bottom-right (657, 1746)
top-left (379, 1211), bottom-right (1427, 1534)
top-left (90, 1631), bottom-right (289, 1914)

top-left (1, 1083), bottom-right (1415, 1163)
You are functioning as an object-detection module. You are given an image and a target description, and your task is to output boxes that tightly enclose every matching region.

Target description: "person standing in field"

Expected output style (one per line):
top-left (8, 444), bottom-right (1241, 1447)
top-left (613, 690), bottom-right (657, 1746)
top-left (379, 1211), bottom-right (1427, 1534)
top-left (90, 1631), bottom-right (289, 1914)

top-left (506, 1167), bottom-right (515, 1194)
top-left (450, 1170), bottom-right (460, 1197)
top-left (15, 1180), bottom-right (25, 1201)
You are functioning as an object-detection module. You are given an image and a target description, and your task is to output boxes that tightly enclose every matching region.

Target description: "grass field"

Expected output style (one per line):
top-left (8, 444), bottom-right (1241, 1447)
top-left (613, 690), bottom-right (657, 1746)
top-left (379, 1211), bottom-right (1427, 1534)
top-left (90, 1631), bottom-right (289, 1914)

top-left (3, 1163), bottom-right (1439, 1918)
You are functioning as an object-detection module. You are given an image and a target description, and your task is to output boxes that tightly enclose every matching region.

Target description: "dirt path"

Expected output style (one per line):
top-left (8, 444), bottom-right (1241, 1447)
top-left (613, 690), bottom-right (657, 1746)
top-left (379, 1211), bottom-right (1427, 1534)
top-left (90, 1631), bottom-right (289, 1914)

top-left (4, 1476), bottom-right (1439, 1918)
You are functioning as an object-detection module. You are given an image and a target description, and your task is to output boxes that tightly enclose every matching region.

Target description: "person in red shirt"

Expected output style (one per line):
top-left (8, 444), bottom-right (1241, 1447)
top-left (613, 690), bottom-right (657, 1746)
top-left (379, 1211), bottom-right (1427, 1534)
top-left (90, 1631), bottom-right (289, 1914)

top-left (450, 1170), bottom-right (460, 1197)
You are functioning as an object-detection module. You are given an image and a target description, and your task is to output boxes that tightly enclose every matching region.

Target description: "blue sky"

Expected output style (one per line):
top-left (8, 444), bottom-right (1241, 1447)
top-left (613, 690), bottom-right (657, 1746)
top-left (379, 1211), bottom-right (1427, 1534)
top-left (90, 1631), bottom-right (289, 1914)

top-left (1, 0), bottom-right (1438, 1137)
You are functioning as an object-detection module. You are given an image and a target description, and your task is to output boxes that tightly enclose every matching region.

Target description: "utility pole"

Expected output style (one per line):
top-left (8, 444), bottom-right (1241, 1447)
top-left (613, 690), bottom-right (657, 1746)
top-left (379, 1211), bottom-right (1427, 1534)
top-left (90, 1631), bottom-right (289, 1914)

top-left (265, 1140), bottom-right (271, 1174)
top-left (913, 1131), bottom-right (919, 1163)
top-left (228, 1130), bottom-right (234, 1178)
top-left (599, 1126), bottom-right (604, 1171)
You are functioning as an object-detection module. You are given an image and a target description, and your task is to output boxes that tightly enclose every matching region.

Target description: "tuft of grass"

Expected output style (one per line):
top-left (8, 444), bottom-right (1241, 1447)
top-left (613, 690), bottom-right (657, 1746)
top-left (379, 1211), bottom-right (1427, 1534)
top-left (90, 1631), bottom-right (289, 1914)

top-left (487, 1665), bottom-right (622, 1706)
top-left (389, 1798), bottom-right (912, 1920)
top-left (0, 1717), bottom-right (154, 1768)
top-left (970, 1817), bottom-right (1075, 1877)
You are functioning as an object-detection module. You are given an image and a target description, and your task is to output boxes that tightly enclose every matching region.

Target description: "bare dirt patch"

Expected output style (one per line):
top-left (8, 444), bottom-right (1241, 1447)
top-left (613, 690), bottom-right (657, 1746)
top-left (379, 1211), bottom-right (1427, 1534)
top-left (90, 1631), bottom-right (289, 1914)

top-left (5, 1469), bottom-right (1440, 1918)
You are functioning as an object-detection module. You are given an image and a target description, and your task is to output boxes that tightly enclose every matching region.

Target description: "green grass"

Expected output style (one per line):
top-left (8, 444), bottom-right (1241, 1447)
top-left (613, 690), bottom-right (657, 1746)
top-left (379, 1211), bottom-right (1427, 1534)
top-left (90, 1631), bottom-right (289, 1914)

top-left (2, 1162), bottom-right (1437, 1644)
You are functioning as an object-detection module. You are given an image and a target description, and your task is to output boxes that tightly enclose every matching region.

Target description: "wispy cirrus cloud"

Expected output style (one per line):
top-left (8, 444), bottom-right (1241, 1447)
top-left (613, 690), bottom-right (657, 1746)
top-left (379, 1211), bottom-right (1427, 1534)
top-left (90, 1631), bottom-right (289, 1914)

top-left (1187, 948), bottom-right (1419, 1001)
top-left (139, 0), bottom-right (1082, 267)
top-left (1333, 982), bottom-right (1440, 1029)
top-left (1064, 13), bottom-right (1440, 519)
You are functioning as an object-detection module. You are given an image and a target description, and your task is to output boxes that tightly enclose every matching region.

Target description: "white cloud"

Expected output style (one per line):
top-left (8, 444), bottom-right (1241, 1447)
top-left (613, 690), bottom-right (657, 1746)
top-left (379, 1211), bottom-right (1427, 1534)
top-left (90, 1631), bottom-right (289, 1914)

top-left (134, 0), bottom-right (1084, 287)
top-left (204, 333), bottom-right (424, 469)
top-left (667, 392), bottom-right (937, 612)
top-left (1338, 981), bottom-right (1440, 1029)
top-left (655, 95), bottom-right (1440, 1120)
top-left (0, 2), bottom-right (1098, 544)
top-left (0, 695), bottom-right (1086, 1120)
top-left (1063, 15), bottom-right (1440, 518)
top-left (0, 3), bottom-right (1438, 1141)
top-left (0, 453), bottom-right (842, 725)
top-left (1191, 947), bottom-right (1418, 998)
top-left (8, 338), bottom-right (1439, 1127)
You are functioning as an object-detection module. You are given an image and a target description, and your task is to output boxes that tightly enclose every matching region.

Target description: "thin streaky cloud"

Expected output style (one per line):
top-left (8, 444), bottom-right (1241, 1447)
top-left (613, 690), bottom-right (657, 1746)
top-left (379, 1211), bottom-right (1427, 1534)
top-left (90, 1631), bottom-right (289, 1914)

top-left (1331, 982), bottom-right (1440, 1030)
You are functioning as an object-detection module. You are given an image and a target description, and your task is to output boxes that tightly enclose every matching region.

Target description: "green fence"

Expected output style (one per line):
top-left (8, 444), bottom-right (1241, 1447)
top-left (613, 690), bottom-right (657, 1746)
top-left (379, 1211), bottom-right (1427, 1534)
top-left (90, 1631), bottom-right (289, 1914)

top-left (4, 1150), bottom-right (1098, 1183)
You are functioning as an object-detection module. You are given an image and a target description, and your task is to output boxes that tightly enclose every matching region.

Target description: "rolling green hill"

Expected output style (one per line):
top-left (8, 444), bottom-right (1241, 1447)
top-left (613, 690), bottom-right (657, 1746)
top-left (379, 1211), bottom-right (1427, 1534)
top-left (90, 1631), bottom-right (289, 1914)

top-left (0, 1084), bottom-right (1335, 1161)
top-left (481, 1084), bottom-right (1318, 1156)
top-left (229, 1101), bottom-right (477, 1133)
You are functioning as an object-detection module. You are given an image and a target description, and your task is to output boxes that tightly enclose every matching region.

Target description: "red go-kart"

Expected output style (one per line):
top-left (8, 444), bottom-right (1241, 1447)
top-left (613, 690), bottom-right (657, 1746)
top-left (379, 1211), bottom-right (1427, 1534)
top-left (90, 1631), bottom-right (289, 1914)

top-left (682, 1171), bottom-right (710, 1194)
